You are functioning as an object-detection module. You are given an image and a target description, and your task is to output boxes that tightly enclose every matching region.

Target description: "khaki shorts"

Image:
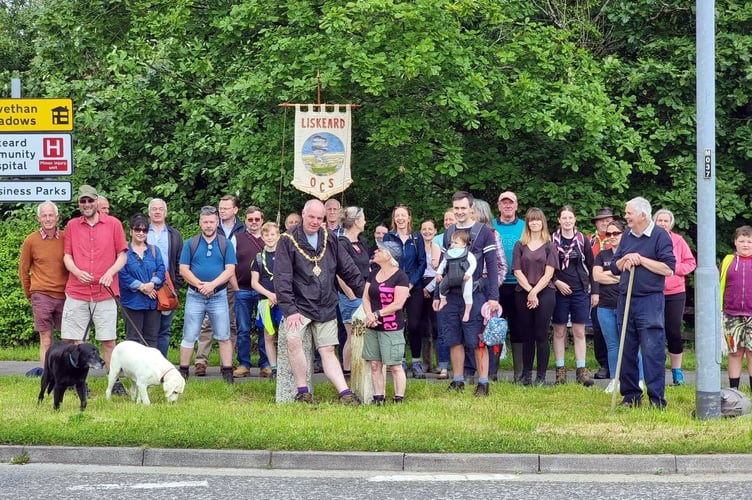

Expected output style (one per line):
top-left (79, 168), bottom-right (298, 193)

top-left (362, 328), bottom-right (405, 366)
top-left (283, 317), bottom-right (339, 348)
top-left (61, 296), bottom-right (117, 342)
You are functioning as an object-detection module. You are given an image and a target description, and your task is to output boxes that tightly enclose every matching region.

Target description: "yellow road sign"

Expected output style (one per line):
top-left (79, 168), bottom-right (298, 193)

top-left (0, 99), bottom-right (73, 132)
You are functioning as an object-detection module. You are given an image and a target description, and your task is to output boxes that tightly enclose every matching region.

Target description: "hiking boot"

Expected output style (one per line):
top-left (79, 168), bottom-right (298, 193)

top-left (339, 392), bottom-right (362, 406)
top-left (672, 368), bottom-right (685, 386)
top-left (233, 366), bottom-right (251, 378)
top-left (474, 382), bottom-right (489, 397)
top-left (220, 366), bottom-right (234, 385)
top-left (412, 361), bottom-right (426, 379)
top-left (521, 372), bottom-right (533, 386)
top-left (392, 396), bottom-right (404, 404)
top-left (555, 366), bottom-right (567, 384)
top-left (178, 366), bottom-right (189, 380)
top-left (294, 392), bottom-right (313, 404)
top-left (619, 398), bottom-right (642, 408)
top-left (111, 379), bottom-right (127, 396)
top-left (194, 363), bottom-right (207, 377)
top-left (372, 397), bottom-right (385, 406)
top-left (576, 367), bottom-right (594, 387)
top-left (260, 366), bottom-right (273, 378)
top-left (447, 380), bottom-right (465, 392)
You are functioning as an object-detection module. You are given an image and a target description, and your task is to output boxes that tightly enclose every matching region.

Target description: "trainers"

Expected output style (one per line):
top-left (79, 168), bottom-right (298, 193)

top-left (372, 397), bottom-right (385, 406)
top-left (194, 363), bottom-right (207, 377)
top-left (619, 398), bottom-right (641, 408)
top-left (447, 380), bottom-right (465, 392)
top-left (437, 369), bottom-right (448, 380)
top-left (233, 366), bottom-right (251, 378)
top-left (339, 392), bottom-right (362, 406)
top-left (294, 392), bottom-right (313, 404)
top-left (639, 380), bottom-right (646, 392)
top-left (392, 396), bottom-right (404, 403)
top-left (605, 379), bottom-right (616, 394)
top-left (576, 367), bottom-right (595, 387)
top-left (25, 367), bottom-right (44, 377)
top-left (474, 382), bottom-right (489, 397)
top-left (672, 368), bottom-right (685, 386)
top-left (259, 366), bottom-right (273, 378)
top-left (555, 366), bottom-right (567, 384)
top-left (270, 368), bottom-right (277, 380)
top-left (412, 361), bottom-right (426, 379)
top-left (111, 379), bottom-right (127, 396)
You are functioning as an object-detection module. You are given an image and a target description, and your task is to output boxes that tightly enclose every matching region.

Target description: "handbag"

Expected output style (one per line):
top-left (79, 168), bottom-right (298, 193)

top-left (481, 316), bottom-right (508, 346)
top-left (157, 272), bottom-right (179, 311)
top-left (151, 245), bottom-right (179, 311)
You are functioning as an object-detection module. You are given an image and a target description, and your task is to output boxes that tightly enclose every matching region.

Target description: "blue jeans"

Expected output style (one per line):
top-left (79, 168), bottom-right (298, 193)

top-left (157, 310), bottom-right (175, 358)
top-left (235, 289), bottom-right (269, 369)
top-left (597, 307), bottom-right (643, 380)
top-left (181, 288), bottom-right (230, 348)
top-left (616, 294), bottom-right (666, 407)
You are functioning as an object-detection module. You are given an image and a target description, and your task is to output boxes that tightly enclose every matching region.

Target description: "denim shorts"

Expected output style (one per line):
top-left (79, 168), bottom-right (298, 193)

top-left (552, 289), bottom-right (590, 325)
top-left (181, 288), bottom-right (230, 348)
top-left (338, 293), bottom-right (362, 324)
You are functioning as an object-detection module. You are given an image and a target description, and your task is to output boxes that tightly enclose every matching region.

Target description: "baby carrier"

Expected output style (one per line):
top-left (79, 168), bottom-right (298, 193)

top-left (443, 247), bottom-right (470, 290)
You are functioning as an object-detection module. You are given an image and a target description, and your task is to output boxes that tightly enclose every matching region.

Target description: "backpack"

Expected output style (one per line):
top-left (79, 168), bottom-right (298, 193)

top-left (444, 223), bottom-right (484, 289)
top-left (721, 388), bottom-right (751, 418)
top-left (188, 234), bottom-right (227, 264)
top-left (443, 247), bottom-right (471, 290)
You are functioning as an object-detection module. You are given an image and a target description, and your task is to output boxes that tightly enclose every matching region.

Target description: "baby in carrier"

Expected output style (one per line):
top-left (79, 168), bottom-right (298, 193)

top-left (436, 231), bottom-right (477, 322)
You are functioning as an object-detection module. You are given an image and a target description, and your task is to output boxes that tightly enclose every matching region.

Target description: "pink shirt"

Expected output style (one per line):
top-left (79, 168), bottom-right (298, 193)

top-left (64, 212), bottom-right (128, 301)
top-left (664, 231), bottom-right (696, 296)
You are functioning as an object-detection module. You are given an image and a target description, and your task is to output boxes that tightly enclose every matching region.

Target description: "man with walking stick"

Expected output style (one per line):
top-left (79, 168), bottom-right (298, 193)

top-left (611, 197), bottom-right (675, 409)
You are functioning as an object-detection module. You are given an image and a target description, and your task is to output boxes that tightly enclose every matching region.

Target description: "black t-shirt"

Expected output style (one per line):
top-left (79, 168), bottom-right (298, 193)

top-left (556, 236), bottom-right (585, 291)
top-left (366, 268), bottom-right (410, 331)
top-left (251, 249), bottom-right (275, 293)
top-left (594, 249), bottom-right (619, 308)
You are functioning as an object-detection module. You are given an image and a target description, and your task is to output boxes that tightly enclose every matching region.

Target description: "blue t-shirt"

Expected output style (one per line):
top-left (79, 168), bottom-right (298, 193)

top-left (493, 217), bottom-right (525, 285)
top-left (179, 235), bottom-right (238, 282)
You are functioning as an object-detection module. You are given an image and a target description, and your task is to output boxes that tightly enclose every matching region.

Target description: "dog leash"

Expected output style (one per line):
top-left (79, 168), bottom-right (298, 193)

top-left (105, 285), bottom-right (151, 347)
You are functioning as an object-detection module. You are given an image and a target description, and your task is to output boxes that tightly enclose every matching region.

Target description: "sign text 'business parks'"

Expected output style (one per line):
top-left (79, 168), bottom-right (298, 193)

top-left (0, 180), bottom-right (71, 202)
top-left (0, 98), bottom-right (74, 132)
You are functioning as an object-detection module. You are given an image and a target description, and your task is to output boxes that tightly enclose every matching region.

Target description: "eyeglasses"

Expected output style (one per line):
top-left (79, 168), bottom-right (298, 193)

top-left (149, 207), bottom-right (165, 213)
top-left (605, 231), bottom-right (623, 237)
top-left (132, 227), bottom-right (148, 234)
top-left (200, 206), bottom-right (218, 215)
top-left (247, 217), bottom-right (262, 222)
top-left (206, 243), bottom-right (213, 257)
top-left (79, 197), bottom-right (95, 204)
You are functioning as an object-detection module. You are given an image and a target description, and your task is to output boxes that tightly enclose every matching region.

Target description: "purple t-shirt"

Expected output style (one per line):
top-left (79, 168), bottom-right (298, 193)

top-left (367, 268), bottom-right (410, 331)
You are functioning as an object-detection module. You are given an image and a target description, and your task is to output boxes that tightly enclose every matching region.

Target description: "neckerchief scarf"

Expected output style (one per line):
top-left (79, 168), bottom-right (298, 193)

top-left (552, 229), bottom-right (585, 270)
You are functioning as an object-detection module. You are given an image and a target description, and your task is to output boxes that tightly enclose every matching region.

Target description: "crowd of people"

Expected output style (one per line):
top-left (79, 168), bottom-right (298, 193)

top-left (24, 184), bottom-right (752, 410)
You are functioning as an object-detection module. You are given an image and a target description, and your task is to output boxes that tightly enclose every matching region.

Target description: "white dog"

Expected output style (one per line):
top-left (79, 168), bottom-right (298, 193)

top-left (106, 341), bottom-right (185, 405)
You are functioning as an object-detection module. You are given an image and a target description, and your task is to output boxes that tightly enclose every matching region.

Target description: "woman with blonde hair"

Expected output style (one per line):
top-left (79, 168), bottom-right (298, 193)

top-left (512, 208), bottom-right (558, 385)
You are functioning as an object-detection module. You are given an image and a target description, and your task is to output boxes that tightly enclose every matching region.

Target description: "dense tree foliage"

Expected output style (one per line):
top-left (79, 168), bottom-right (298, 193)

top-left (2, 0), bottom-right (751, 342)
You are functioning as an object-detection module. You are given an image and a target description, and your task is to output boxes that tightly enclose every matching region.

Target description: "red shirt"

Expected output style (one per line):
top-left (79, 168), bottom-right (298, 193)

top-left (64, 212), bottom-right (128, 301)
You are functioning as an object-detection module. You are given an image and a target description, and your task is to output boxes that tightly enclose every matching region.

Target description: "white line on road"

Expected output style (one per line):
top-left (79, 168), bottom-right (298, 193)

top-left (68, 480), bottom-right (209, 491)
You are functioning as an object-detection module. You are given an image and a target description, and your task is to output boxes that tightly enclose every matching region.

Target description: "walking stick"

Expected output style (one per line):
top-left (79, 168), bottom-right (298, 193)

top-left (611, 269), bottom-right (635, 412)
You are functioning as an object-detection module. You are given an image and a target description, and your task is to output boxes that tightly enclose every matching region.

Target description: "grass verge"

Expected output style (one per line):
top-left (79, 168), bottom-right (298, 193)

top-left (3, 374), bottom-right (750, 454)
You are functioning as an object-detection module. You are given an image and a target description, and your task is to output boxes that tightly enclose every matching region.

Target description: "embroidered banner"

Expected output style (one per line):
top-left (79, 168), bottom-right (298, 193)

top-left (292, 104), bottom-right (352, 200)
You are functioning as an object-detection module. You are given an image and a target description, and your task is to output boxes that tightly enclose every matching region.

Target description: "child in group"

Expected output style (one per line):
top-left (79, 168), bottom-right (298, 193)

top-left (720, 225), bottom-right (752, 391)
top-left (251, 222), bottom-right (282, 379)
top-left (436, 231), bottom-right (477, 322)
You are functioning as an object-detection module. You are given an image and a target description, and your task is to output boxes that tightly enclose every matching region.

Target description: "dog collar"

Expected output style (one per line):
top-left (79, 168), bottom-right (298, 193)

top-left (68, 353), bottom-right (77, 367)
top-left (160, 366), bottom-right (177, 383)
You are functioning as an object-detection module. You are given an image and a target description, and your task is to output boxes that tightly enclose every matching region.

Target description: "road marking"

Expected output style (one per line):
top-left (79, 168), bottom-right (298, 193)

top-left (68, 480), bottom-right (209, 491)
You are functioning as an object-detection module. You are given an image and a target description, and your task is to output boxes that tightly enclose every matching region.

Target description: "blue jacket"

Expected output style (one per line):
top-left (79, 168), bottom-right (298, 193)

top-left (383, 231), bottom-right (426, 288)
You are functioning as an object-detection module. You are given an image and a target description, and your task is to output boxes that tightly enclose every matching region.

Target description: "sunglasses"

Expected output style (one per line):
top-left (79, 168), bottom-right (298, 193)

top-left (132, 227), bottom-right (148, 234)
top-left (206, 243), bottom-right (213, 257)
top-left (605, 231), bottom-right (623, 237)
top-left (79, 197), bottom-right (96, 204)
top-left (200, 206), bottom-right (218, 215)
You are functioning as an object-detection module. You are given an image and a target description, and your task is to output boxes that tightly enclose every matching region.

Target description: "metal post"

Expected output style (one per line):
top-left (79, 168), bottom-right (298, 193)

top-left (695, 0), bottom-right (721, 420)
top-left (11, 78), bottom-right (21, 98)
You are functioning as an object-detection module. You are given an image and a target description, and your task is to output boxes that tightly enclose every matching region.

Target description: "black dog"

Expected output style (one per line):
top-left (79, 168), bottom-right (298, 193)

top-left (38, 342), bottom-right (105, 411)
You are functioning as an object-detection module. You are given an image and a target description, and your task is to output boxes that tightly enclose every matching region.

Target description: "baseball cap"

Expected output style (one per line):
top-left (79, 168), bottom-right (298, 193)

top-left (377, 240), bottom-right (403, 262)
top-left (498, 191), bottom-right (517, 203)
top-left (78, 185), bottom-right (98, 200)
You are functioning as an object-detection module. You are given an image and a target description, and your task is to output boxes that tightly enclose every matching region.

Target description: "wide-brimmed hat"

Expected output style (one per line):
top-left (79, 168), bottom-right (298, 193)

top-left (591, 208), bottom-right (614, 222)
top-left (377, 240), bottom-right (403, 262)
top-left (77, 184), bottom-right (98, 200)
